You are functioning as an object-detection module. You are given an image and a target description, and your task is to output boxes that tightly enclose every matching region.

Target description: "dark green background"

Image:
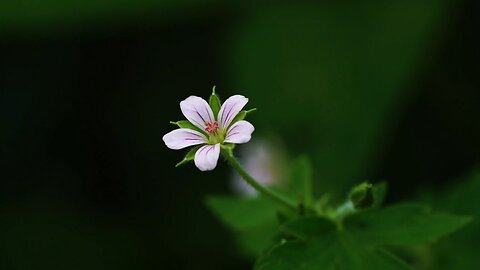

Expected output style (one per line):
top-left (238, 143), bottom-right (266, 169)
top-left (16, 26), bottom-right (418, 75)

top-left (1, 0), bottom-right (479, 269)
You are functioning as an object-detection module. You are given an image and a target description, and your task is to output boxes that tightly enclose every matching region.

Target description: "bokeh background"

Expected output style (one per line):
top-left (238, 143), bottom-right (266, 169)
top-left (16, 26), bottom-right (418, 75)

top-left (1, 0), bottom-right (479, 269)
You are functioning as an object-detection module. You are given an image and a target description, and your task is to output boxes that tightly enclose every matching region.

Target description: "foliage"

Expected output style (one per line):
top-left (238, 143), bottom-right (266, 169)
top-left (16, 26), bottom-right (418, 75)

top-left (206, 156), bottom-right (471, 269)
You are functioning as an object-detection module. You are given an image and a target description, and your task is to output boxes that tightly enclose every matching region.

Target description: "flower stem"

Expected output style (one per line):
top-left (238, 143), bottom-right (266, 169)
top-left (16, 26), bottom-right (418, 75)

top-left (223, 150), bottom-right (297, 211)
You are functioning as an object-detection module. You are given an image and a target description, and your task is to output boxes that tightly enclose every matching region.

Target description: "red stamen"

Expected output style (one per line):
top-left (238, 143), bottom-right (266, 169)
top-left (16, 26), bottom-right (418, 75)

top-left (205, 121), bottom-right (219, 134)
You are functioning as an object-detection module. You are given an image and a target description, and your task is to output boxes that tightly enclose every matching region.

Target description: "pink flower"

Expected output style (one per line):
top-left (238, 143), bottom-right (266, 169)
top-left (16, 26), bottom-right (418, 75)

top-left (163, 94), bottom-right (254, 171)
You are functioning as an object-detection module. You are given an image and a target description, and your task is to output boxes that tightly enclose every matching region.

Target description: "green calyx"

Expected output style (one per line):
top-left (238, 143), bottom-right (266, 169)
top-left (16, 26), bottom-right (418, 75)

top-left (207, 131), bottom-right (225, 145)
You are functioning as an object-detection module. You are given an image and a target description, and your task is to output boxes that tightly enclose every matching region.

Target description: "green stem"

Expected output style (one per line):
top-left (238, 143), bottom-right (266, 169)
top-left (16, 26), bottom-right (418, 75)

top-left (223, 150), bottom-right (297, 211)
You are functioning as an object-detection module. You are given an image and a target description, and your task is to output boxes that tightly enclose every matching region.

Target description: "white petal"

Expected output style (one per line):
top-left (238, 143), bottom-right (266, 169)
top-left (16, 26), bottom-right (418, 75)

top-left (194, 144), bottom-right (220, 171)
top-left (224, 120), bottom-right (254, 144)
top-left (218, 95), bottom-right (248, 129)
top-left (162, 128), bottom-right (207, 150)
top-left (180, 96), bottom-right (215, 130)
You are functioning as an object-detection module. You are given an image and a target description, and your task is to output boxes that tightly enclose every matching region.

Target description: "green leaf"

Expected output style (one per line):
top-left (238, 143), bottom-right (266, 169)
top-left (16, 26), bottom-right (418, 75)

top-left (289, 156), bottom-right (314, 207)
top-left (235, 221), bottom-right (279, 258)
top-left (206, 196), bottom-right (278, 230)
top-left (255, 203), bottom-right (470, 270)
top-left (281, 216), bottom-right (336, 241)
top-left (432, 169), bottom-right (480, 270)
top-left (346, 203), bottom-right (472, 246)
top-left (175, 145), bottom-right (201, 167)
top-left (206, 195), bottom-right (280, 258)
top-left (209, 86), bottom-right (222, 117)
top-left (255, 217), bottom-right (413, 270)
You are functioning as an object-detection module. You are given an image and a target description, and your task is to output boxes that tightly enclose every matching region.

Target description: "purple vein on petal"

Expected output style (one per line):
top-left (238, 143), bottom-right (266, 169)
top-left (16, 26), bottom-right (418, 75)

top-left (197, 146), bottom-right (207, 155)
top-left (184, 131), bottom-right (203, 138)
top-left (188, 116), bottom-right (204, 128)
top-left (226, 132), bottom-right (240, 138)
top-left (195, 111), bottom-right (206, 124)
top-left (204, 104), bottom-right (213, 123)
top-left (223, 101), bottom-right (238, 127)
top-left (205, 145), bottom-right (213, 157)
top-left (228, 125), bottom-right (240, 133)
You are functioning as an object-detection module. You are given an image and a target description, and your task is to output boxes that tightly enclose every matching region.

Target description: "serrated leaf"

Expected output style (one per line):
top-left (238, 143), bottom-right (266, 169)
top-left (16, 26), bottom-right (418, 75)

top-left (209, 86), bottom-right (222, 117)
top-left (256, 202), bottom-right (471, 270)
top-left (255, 217), bottom-right (412, 270)
top-left (289, 156), bottom-right (314, 207)
top-left (346, 203), bottom-right (472, 246)
top-left (175, 145), bottom-right (201, 167)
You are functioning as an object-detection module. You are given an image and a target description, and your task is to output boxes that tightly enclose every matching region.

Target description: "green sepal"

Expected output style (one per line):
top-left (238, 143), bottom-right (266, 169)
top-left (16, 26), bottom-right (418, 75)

top-left (220, 143), bottom-right (236, 151)
top-left (230, 108), bottom-right (257, 126)
top-left (175, 145), bottom-right (201, 167)
top-left (170, 120), bottom-right (206, 134)
top-left (209, 86), bottom-right (222, 117)
top-left (349, 182), bottom-right (374, 209)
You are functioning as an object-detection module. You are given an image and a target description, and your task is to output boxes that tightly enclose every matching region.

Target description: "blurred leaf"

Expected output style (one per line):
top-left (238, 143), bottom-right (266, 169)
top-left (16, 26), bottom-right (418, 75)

top-left (206, 195), bottom-right (278, 230)
top-left (206, 195), bottom-right (279, 258)
top-left (282, 216), bottom-right (335, 241)
top-left (235, 221), bottom-right (279, 258)
top-left (289, 156), bottom-right (314, 207)
top-left (255, 204), bottom-right (469, 270)
top-left (346, 204), bottom-right (471, 246)
top-left (433, 169), bottom-right (480, 270)
top-left (255, 217), bottom-right (412, 270)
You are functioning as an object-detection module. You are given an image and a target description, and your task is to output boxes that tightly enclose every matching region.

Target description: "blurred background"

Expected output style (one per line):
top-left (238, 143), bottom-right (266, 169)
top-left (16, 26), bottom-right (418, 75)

top-left (1, 0), bottom-right (479, 269)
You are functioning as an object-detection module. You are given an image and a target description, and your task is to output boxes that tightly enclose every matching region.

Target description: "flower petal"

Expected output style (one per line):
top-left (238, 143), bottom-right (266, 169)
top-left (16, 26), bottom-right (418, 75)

top-left (218, 95), bottom-right (248, 129)
top-left (162, 128), bottom-right (207, 150)
top-left (194, 144), bottom-right (220, 171)
top-left (224, 120), bottom-right (254, 144)
top-left (180, 96), bottom-right (215, 130)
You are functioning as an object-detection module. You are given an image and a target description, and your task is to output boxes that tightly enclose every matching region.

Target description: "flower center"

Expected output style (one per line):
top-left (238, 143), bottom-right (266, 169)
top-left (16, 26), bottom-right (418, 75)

top-left (205, 121), bottom-right (224, 144)
top-left (205, 121), bottom-right (219, 134)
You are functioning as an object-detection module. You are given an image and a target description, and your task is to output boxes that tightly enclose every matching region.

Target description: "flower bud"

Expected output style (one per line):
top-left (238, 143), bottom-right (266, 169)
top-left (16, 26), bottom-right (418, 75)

top-left (349, 182), bottom-right (374, 209)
